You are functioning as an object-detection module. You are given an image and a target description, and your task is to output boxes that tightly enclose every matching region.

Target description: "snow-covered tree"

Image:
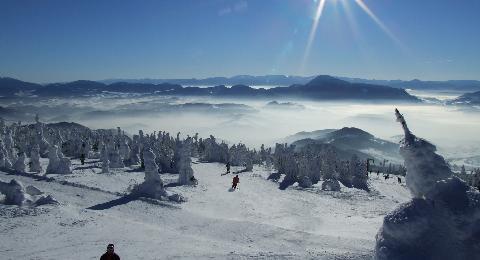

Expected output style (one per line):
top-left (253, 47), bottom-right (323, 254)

top-left (350, 155), bottom-right (369, 191)
top-left (0, 179), bottom-right (57, 206)
top-left (100, 144), bottom-right (110, 174)
top-left (107, 139), bottom-right (124, 168)
top-left (30, 145), bottom-right (42, 173)
top-left (13, 152), bottom-right (27, 173)
top-left (0, 140), bottom-right (12, 168)
top-left (177, 137), bottom-right (195, 185)
top-left (337, 160), bottom-right (352, 188)
top-left (132, 148), bottom-right (168, 199)
top-left (56, 148), bottom-right (72, 174)
top-left (0, 179), bottom-right (26, 205)
top-left (127, 142), bottom-right (140, 166)
top-left (46, 145), bottom-right (60, 174)
top-left (272, 143), bottom-right (299, 189)
top-left (320, 145), bottom-right (337, 181)
top-left (375, 108), bottom-right (480, 260)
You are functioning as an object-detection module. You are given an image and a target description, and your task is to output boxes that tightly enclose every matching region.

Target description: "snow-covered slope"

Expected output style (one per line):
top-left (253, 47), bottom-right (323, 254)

top-left (0, 158), bottom-right (409, 259)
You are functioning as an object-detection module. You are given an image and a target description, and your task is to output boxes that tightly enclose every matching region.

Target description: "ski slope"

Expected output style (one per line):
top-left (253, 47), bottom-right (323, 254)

top-left (0, 159), bottom-right (410, 259)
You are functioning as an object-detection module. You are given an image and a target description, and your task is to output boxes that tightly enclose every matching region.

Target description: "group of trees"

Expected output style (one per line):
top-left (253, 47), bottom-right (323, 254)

top-left (269, 143), bottom-right (370, 191)
top-left (455, 165), bottom-right (480, 189)
top-left (197, 135), bottom-right (260, 171)
top-left (4, 115), bottom-right (420, 195)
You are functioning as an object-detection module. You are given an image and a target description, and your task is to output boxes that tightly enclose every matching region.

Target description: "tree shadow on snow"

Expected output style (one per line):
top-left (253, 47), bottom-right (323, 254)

top-left (125, 167), bottom-right (144, 173)
top-left (87, 195), bottom-right (135, 210)
top-left (164, 182), bottom-right (181, 188)
top-left (233, 168), bottom-right (250, 174)
top-left (2, 167), bottom-right (53, 182)
top-left (73, 165), bottom-right (98, 171)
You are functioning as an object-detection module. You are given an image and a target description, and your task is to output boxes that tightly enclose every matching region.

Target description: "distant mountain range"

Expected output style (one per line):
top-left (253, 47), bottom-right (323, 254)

top-left (0, 77), bottom-right (43, 96)
top-left (0, 75), bottom-right (420, 101)
top-left (338, 78), bottom-right (480, 92)
top-left (447, 91), bottom-right (480, 106)
top-left (284, 127), bottom-right (402, 163)
top-left (100, 75), bottom-right (480, 91)
top-left (101, 75), bottom-right (315, 86)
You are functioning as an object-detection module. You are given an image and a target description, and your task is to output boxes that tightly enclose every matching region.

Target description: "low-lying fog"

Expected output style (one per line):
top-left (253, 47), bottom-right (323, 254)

top-left (1, 91), bottom-right (479, 159)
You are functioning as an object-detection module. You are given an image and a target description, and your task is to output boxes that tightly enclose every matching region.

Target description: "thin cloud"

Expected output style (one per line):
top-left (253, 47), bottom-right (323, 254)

top-left (233, 1), bottom-right (248, 12)
top-left (424, 59), bottom-right (454, 64)
top-left (218, 7), bottom-right (232, 16)
top-left (218, 1), bottom-right (248, 16)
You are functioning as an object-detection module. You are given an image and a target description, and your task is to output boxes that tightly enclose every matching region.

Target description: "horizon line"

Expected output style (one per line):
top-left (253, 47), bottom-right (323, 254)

top-left (2, 74), bottom-right (480, 85)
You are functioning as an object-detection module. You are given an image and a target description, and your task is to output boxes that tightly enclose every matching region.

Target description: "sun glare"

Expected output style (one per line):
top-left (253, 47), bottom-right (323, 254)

top-left (301, 0), bottom-right (326, 74)
top-left (301, 0), bottom-right (406, 74)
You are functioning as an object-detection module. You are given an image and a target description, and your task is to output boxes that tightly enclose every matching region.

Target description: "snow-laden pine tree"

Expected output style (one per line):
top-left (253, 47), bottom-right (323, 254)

top-left (337, 160), bottom-right (352, 187)
top-left (177, 137), bottom-right (195, 185)
top-left (297, 154), bottom-right (313, 188)
top-left (471, 169), bottom-right (480, 188)
top-left (0, 140), bottom-right (12, 168)
top-left (46, 145), bottom-right (60, 174)
top-left (107, 141), bottom-right (124, 168)
top-left (0, 179), bottom-right (26, 205)
top-left (119, 138), bottom-right (130, 162)
top-left (56, 147), bottom-right (72, 174)
top-left (0, 179), bottom-right (57, 206)
top-left (13, 152), bottom-right (27, 173)
top-left (320, 145), bottom-right (337, 180)
top-left (260, 144), bottom-right (268, 162)
top-left (133, 148), bottom-right (167, 199)
top-left (101, 144), bottom-right (110, 174)
top-left (127, 141), bottom-right (140, 166)
top-left (33, 116), bottom-right (50, 156)
top-left (273, 143), bottom-right (299, 189)
top-left (30, 145), bottom-right (42, 173)
top-left (350, 154), bottom-right (369, 191)
top-left (4, 129), bottom-right (16, 162)
top-left (201, 135), bottom-right (229, 163)
top-left (375, 109), bottom-right (480, 260)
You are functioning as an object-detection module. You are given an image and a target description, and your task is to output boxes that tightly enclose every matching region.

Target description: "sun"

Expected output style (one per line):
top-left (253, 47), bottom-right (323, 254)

top-left (301, 0), bottom-right (404, 74)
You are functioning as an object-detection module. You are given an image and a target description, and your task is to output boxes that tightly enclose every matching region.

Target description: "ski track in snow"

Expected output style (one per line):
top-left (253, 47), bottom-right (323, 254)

top-left (0, 159), bottom-right (410, 259)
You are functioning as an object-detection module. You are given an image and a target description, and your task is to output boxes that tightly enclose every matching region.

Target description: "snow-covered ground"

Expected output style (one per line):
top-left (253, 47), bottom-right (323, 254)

top-left (0, 159), bottom-right (410, 259)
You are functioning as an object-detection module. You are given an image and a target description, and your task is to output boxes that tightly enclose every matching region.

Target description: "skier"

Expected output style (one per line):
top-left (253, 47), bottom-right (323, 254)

top-left (80, 153), bottom-right (85, 165)
top-left (226, 162), bottom-right (231, 174)
top-left (190, 175), bottom-right (198, 185)
top-left (232, 175), bottom-right (239, 190)
top-left (397, 176), bottom-right (402, 184)
top-left (100, 244), bottom-right (120, 260)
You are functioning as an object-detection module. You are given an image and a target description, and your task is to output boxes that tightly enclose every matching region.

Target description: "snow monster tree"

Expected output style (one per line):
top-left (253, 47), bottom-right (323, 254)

top-left (374, 109), bottom-right (480, 260)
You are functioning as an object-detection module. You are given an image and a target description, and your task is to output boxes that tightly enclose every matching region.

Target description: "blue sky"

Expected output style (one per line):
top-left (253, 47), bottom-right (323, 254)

top-left (1, 0), bottom-right (479, 83)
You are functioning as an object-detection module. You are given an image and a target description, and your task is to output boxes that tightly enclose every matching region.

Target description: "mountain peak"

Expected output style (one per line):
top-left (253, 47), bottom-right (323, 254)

top-left (306, 75), bottom-right (348, 86)
top-left (330, 127), bottom-right (374, 139)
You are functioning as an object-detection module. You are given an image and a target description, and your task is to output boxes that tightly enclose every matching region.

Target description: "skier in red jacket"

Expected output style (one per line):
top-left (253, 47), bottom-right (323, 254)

top-left (232, 175), bottom-right (239, 190)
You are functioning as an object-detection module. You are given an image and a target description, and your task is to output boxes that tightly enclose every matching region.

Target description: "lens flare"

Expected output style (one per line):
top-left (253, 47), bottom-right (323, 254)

top-left (353, 0), bottom-right (405, 50)
top-left (300, 0), bottom-right (408, 74)
top-left (300, 0), bottom-right (326, 74)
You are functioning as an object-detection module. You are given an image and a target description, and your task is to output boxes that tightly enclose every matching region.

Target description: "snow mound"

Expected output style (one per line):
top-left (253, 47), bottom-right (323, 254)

top-left (322, 179), bottom-right (341, 191)
top-left (130, 149), bottom-right (183, 203)
top-left (0, 179), bottom-right (58, 206)
top-left (374, 109), bottom-right (480, 260)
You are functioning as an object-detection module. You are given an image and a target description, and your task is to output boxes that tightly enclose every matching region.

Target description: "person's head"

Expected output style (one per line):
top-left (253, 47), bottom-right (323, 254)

top-left (236, 175), bottom-right (238, 177)
top-left (106, 244), bottom-right (114, 254)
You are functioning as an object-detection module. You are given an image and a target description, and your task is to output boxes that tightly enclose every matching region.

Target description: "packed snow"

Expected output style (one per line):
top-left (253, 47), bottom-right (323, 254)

top-left (1, 159), bottom-right (410, 259)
